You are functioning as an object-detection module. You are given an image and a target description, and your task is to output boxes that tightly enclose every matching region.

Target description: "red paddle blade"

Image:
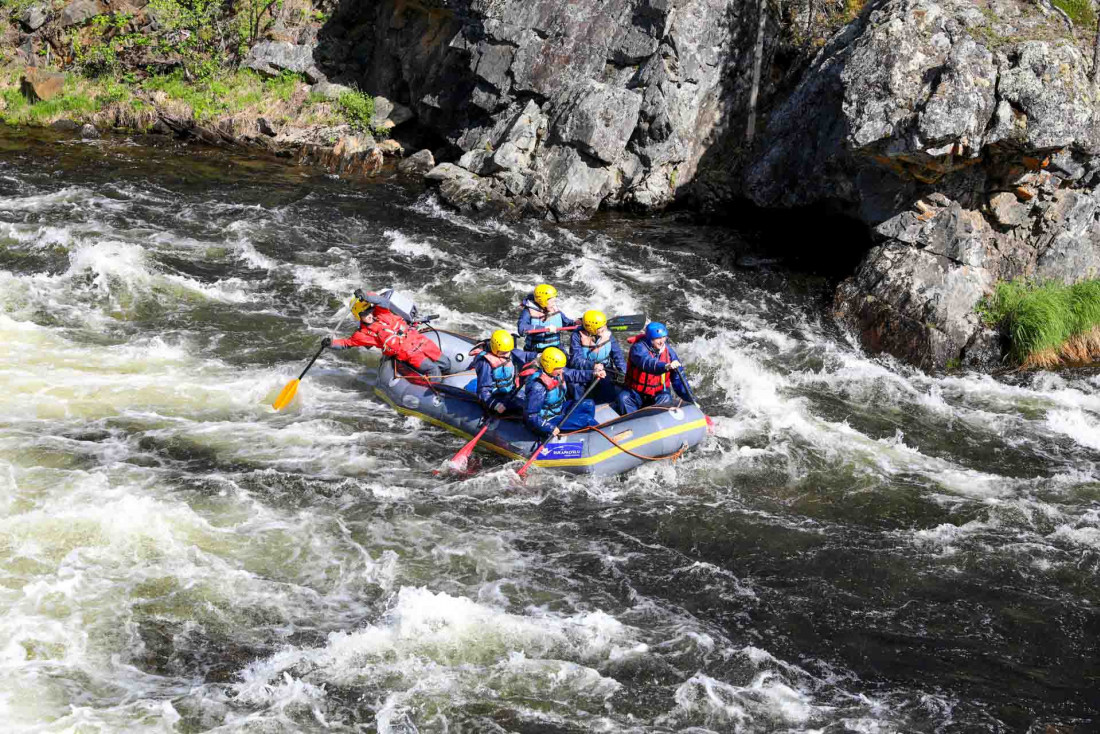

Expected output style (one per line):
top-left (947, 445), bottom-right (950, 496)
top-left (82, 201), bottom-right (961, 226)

top-left (446, 425), bottom-right (489, 473)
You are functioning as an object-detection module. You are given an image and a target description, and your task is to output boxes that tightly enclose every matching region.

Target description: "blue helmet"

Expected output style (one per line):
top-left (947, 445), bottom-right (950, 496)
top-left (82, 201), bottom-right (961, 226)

top-left (645, 322), bottom-right (669, 340)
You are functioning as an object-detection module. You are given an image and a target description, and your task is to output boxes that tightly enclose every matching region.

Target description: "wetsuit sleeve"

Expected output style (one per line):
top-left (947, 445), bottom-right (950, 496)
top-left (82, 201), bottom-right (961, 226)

top-left (524, 380), bottom-right (555, 437)
top-left (609, 339), bottom-right (627, 376)
top-left (667, 346), bottom-right (693, 402)
top-left (567, 330), bottom-right (591, 370)
top-left (330, 329), bottom-right (382, 351)
top-left (630, 341), bottom-right (667, 374)
top-left (517, 308), bottom-right (533, 335)
top-left (473, 356), bottom-right (495, 404)
top-left (563, 368), bottom-right (594, 385)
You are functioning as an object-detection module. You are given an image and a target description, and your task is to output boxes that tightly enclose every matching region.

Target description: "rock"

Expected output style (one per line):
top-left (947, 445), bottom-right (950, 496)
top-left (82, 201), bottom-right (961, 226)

top-left (59, 0), bottom-right (100, 27)
top-left (304, 67), bottom-right (327, 85)
top-left (257, 117), bottom-right (277, 137)
top-left (377, 139), bottom-right (403, 156)
top-left (245, 41), bottom-right (317, 78)
top-left (20, 3), bottom-right (48, 31)
top-left (309, 82), bottom-right (352, 100)
top-left (388, 103), bottom-right (414, 127)
top-left (20, 68), bottom-right (65, 103)
top-left (399, 149), bottom-right (435, 175)
top-left (552, 80), bottom-right (642, 165)
top-left (425, 162), bottom-right (471, 183)
top-left (373, 96), bottom-right (395, 124)
top-left (50, 119), bottom-right (80, 132)
top-left (988, 192), bottom-right (1030, 228)
top-left (296, 133), bottom-right (383, 176)
top-left (79, 123), bottom-right (99, 140)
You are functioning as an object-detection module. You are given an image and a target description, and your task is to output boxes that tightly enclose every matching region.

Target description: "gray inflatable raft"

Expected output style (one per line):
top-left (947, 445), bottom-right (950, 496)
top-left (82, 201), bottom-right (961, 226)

top-left (373, 329), bottom-right (710, 476)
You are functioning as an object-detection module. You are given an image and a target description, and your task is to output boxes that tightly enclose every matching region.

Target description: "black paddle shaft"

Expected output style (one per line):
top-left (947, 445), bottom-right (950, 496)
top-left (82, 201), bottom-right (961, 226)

top-left (667, 339), bottom-right (696, 403)
top-left (298, 344), bottom-right (326, 380)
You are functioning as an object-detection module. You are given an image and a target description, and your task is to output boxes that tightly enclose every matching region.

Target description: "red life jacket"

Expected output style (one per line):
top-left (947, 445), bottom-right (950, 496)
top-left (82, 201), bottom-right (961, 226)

top-left (624, 333), bottom-right (669, 396)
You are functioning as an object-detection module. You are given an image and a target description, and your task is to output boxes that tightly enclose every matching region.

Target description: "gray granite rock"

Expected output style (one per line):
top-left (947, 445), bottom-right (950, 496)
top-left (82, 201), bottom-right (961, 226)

top-left (20, 3), bottom-right (48, 31)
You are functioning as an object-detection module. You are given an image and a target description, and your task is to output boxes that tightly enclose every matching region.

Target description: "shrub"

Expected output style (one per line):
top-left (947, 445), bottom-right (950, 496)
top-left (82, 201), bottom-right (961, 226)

top-left (263, 69), bottom-right (299, 102)
top-left (337, 89), bottom-right (374, 132)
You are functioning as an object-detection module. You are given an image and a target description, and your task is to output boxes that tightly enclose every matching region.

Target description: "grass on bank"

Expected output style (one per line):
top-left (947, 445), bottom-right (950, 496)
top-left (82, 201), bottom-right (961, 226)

top-left (979, 278), bottom-right (1100, 368)
top-left (0, 66), bottom-right (377, 136)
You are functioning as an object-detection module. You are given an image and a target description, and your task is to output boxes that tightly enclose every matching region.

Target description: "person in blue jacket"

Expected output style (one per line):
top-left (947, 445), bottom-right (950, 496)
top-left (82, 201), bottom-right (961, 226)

top-left (615, 322), bottom-right (693, 415)
top-left (470, 330), bottom-right (539, 414)
top-left (568, 309), bottom-right (626, 407)
top-left (517, 283), bottom-right (575, 352)
top-left (525, 347), bottom-right (605, 438)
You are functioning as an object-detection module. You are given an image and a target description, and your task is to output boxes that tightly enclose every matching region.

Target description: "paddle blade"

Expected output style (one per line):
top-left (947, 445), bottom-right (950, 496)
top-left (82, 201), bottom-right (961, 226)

top-left (447, 424), bottom-right (488, 473)
top-left (271, 378), bottom-right (300, 411)
top-left (607, 314), bottom-right (646, 331)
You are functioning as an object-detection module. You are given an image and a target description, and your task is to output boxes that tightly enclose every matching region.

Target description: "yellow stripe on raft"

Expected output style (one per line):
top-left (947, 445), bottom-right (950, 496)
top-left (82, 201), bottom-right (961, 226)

top-left (375, 388), bottom-right (705, 468)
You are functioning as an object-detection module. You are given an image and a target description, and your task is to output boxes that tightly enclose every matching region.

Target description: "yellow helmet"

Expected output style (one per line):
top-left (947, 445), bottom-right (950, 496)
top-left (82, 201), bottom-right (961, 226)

top-left (582, 309), bottom-right (606, 334)
top-left (533, 283), bottom-right (558, 309)
top-left (350, 296), bottom-right (372, 319)
top-left (489, 329), bottom-right (514, 355)
top-left (539, 347), bottom-right (567, 373)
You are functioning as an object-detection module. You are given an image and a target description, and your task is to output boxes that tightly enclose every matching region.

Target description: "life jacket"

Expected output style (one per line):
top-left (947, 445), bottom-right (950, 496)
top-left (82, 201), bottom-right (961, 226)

top-left (521, 298), bottom-right (564, 351)
top-left (372, 310), bottom-right (442, 364)
top-left (624, 334), bottom-right (669, 397)
top-left (577, 327), bottom-right (612, 365)
top-left (482, 351), bottom-right (517, 395)
top-left (522, 363), bottom-right (566, 419)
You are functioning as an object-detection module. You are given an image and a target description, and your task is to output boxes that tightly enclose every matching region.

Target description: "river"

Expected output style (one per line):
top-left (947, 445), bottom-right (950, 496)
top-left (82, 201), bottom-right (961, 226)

top-left (1, 128), bottom-right (1097, 732)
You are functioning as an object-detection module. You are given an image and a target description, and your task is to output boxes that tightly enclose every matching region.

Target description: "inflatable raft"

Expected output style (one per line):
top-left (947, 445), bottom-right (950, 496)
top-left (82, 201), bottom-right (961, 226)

top-left (373, 329), bottom-right (710, 476)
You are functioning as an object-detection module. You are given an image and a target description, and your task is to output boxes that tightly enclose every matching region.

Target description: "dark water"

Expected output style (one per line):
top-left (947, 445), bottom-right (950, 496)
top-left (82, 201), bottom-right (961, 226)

top-left (1, 127), bottom-right (1098, 732)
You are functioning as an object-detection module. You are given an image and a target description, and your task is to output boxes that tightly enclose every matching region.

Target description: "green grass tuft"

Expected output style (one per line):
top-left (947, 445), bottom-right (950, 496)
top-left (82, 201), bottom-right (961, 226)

top-left (1053, 0), bottom-right (1097, 27)
top-left (979, 278), bottom-right (1100, 365)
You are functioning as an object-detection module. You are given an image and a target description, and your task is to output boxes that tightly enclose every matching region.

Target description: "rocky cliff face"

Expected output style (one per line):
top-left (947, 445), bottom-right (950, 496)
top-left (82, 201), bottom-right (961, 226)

top-left (742, 0), bottom-right (1100, 369)
top-left (317, 0), bottom-right (772, 220)
top-left (317, 0), bottom-right (1100, 370)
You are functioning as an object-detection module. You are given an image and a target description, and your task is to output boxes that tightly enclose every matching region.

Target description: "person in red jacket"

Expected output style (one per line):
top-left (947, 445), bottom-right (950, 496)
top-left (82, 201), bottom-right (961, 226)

top-left (323, 295), bottom-right (450, 377)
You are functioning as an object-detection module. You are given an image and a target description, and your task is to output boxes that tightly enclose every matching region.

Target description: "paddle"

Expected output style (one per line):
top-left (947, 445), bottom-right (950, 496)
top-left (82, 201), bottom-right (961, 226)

top-left (521, 313), bottom-right (646, 336)
top-left (444, 379), bottom-right (523, 473)
top-left (272, 343), bottom-right (326, 411)
top-left (516, 377), bottom-right (601, 479)
top-left (667, 339), bottom-right (697, 404)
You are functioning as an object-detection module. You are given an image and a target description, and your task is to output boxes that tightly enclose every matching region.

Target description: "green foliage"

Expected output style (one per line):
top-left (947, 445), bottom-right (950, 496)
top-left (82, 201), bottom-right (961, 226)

top-left (336, 89), bottom-right (374, 132)
top-left (146, 0), bottom-right (229, 80)
top-left (263, 69), bottom-right (299, 102)
top-left (0, 0), bottom-right (38, 17)
top-left (233, 0), bottom-right (281, 53)
top-left (979, 278), bottom-right (1100, 363)
top-left (74, 12), bottom-right (151, 77)
top-left (95, 80), bottom-right (131, 108)
top-left (1053, 0), bottom-right (1097, 27)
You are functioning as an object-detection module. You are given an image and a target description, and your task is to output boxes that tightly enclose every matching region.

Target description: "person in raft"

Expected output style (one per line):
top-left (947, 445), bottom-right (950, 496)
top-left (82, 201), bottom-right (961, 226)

top-left (470, 330), bottom-right (540, 414)
top-left (524, 347), bottom-right (606, 438)
top-left (615, 322), bottom-right (693, 414)
top-left (568, 309), bottom-right (626, 407)
top-left (517, 283), bottom-right (575, 352)
top-left (323, 293), bottom-right (451, 377)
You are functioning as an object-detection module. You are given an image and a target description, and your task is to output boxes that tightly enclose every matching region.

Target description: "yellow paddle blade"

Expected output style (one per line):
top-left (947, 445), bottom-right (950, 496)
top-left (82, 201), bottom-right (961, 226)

top-left (271, 378), bottom-right (300, 411)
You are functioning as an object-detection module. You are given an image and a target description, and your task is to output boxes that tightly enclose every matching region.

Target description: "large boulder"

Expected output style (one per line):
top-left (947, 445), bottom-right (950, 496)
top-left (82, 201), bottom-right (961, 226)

top-left (246, 41), bottom-right (321, 80)
top-left (59, 0), bottom-right (101, 27)
top-left (20, 68), bottom-right (65, 103)
top-left (19, 3), bottom-right (49, 31)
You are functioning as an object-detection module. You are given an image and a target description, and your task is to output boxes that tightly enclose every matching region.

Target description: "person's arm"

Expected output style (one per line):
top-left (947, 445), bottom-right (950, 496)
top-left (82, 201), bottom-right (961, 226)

top-left (562, 367), bottom-right (594, 384)
top-left (609, 339), bottom-right (627, 376)
top-left (667, 346), bottom-right (692, 401)
top-left (524, 381), bottom-right (555, 437)
top-left (330, 329), bottom-right (381, 350)
top-left (558, 312), bottom-right (576, 328)
top-left (473, 358), bottom-right (495, 404)
top-left (631, 342), bottom-right (666, 374)
top-left (517, 308), bottom-right (533, 336)
top-left (567, 330), bottom-right (592, 370)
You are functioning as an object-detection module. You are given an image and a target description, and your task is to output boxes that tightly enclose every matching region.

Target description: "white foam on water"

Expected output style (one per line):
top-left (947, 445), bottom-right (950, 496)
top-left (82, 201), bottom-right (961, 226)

top-left (231, 585), bottom-right (632, 727)
top-left (384, 229), bottom-right (453, 263)
top-left (1046, 408), bottom-right (1100, 451)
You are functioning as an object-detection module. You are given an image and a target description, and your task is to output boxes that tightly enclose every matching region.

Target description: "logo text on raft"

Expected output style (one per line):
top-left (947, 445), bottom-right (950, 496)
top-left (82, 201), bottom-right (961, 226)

top-left (539, 442), bottom-right (584, 459)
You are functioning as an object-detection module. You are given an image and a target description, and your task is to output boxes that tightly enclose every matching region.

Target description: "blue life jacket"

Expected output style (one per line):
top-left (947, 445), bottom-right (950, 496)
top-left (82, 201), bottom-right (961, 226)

top-left (483, 352), bottom-right (516, 395)
top-left (577, 328), bottom-right (612, 364)
top-left (523, 303), bottom-right (565, 351)
top-left (526, 369), bottom-right (566, 419)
